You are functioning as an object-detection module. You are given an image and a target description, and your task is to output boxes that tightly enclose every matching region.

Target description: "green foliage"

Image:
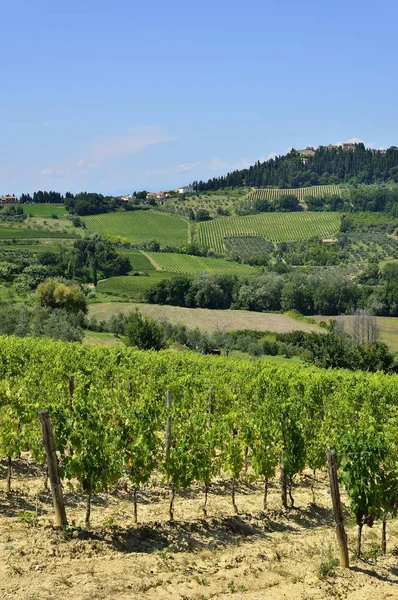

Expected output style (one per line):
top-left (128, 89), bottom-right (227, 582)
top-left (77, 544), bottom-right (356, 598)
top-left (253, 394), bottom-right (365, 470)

top-left (36, 279), bottom-right (87, 314)
top-left (125, 310), bottom-right (166, 350)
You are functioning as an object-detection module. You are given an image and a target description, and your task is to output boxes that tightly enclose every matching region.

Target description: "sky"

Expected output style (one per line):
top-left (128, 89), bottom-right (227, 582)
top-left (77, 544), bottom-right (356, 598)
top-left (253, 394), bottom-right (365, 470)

top-left (2, 0), bottom-right (398, 196)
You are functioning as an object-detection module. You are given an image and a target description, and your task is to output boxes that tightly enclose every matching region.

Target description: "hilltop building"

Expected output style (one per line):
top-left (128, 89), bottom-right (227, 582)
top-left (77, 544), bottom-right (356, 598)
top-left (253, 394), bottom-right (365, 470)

top-left (178, 185), bottom-right (194, 194)
top-left (0, 194), bottom-right (16, 204)
top-left (297, 146), bottom-right (316, 157)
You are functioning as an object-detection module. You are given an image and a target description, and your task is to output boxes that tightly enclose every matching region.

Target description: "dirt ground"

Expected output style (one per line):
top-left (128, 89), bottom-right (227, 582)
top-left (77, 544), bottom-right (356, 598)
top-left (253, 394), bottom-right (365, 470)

top-left (1, 458), bottom-right (398, 600)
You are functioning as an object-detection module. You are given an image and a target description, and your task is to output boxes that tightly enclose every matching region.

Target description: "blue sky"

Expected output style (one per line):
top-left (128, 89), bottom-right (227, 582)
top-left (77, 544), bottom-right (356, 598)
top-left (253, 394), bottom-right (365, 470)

top-left (2, 0), bottom-right (398, 195)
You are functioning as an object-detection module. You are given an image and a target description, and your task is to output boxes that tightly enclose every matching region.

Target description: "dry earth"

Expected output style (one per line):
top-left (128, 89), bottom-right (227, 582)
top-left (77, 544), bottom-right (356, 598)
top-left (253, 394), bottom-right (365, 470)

top-left (88, 303), bottom-right (323, 334)
top-left (1, 458), bottom-right (398, 600)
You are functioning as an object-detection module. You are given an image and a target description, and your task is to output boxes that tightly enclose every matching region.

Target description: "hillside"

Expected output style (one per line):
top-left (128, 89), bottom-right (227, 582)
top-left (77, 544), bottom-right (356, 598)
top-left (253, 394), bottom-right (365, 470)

top-left (197, 211), bottom-right (340, 253)
top-left (193, 144), bottom-right (398, 190)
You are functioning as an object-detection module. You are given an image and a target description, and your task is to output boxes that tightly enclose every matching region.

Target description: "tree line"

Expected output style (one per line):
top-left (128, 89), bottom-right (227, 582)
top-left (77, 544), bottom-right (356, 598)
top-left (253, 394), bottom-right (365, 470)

top-left (192, 144), bottom-right (398, 191)
top-left (144, 266), bottom-right (398, 317)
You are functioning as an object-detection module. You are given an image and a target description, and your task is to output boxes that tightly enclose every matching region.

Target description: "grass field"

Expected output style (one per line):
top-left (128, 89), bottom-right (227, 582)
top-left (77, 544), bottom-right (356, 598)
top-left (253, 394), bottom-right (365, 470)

top-left (89, 302), bottom-right (324, 334)
top-left (246, 185), bottom-right (342, 204)
top-left (0, 241), bottom-right (72, 254)
top-left (22, 203), bottom-right (67, 217)
top-left (196, 212), bottom-right (341, 252)
top-left (0, 227), bottom-right (75, 239)
top-left (145, 252), bottom-right (254, 275)
top-left (96, 271), bottom-right (181, 300)
top-left (117, 249), bottom-right (155, 271)
top-left (84, 211), bottom-right (189, 246)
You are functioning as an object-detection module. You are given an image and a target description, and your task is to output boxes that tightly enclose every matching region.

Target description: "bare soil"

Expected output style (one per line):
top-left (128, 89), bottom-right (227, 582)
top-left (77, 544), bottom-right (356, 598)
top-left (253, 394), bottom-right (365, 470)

top-left (1, 458), bottom-right (398, 600)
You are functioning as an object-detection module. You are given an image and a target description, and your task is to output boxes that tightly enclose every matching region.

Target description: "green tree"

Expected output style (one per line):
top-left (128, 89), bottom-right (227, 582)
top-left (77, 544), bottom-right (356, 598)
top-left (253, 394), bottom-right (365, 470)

top-left (125, 310), bottom-right (165, 351)
top-left (36, 279), bottom-right (87, 314)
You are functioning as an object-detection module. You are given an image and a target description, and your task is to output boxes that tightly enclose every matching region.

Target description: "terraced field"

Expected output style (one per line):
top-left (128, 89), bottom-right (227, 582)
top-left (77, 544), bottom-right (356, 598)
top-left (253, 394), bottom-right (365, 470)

top-left (145, 252), bottom-right (254, 275)
top-left (197, 212), bottom-right (341, 253)
top-left (84, 211), bottom-right (188, 247)
top-left (246, 185), bottom-right (342, 203)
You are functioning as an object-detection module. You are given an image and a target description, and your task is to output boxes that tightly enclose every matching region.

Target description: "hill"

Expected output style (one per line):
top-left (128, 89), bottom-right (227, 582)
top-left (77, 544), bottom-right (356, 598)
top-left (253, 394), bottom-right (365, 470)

top-left (193, 144), bottom-right (398, 190)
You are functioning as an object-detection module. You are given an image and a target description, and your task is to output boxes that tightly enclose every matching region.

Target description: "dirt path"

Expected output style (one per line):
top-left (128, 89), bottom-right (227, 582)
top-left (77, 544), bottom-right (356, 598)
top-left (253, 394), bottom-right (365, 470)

top-left (141, 251), bottom-right (162, 270)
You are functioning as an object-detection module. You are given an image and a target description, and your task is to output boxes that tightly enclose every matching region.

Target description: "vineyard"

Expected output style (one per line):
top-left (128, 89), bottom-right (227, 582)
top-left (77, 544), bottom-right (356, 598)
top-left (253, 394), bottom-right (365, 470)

top-left (84, 211), bottom-right (189, 247)
top-left (196, 212), bottom-right (341, 253)
top-left (144, 252), bottom-right (254, 275)
top-left (0, 336), bottom-right (397, 550)
top-left (246, 185), bottom-right (343, 204)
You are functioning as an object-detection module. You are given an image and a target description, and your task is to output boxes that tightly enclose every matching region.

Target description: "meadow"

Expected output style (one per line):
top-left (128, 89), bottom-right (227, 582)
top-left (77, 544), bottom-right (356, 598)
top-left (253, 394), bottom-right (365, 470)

top-left (89, 302), bottom-right (323, 334)
top-left (84, 211), bottom-right (189, 246)
top-left (96, 271), bottom-right (180, 300)
top-left (144, 251), bottom-right (254, 275)
top-left (0, 227), bottom-right (75, 239)
top-left (196, 211), bottom-right (341, 253)
top-left (22, 203), bottom-right (67, 217)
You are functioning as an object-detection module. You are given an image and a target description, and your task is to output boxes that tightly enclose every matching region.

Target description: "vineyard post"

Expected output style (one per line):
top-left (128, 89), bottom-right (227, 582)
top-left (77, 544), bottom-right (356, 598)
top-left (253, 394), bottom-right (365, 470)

top-left (207, 386), bottom-right (213, 429)
top-left (38, 409), bottom-right (68, 527)
top-left (165, 390), bottom-right (174, 521)
top-left (165, 390), bottom-right (172, 459)
top-left (69, 375), bottom-right (75, 410)
top-left (280, 411), bottom-right (288, 509)
top-left (326, 450), bottom-right (349, 568)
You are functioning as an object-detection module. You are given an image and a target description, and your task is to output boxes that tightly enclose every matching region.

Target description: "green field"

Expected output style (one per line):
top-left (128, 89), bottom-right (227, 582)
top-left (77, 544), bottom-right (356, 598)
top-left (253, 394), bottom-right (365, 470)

top-left (22, 203), bottom-right (67, 217)
top-left (96, 271), bottom-right (181, 300)
top-left (84, 211), bottom-right (189, 246)
top-left (145, 252), bottom-right (254, 275)
top-left (0, 227), bottom-right (75, 240)
top-left (197, 212), bottom-right (341, 252)
top-left (246, 185), bottom-right (342, 204)
top-left (117, 249), bottom-right (155, 271)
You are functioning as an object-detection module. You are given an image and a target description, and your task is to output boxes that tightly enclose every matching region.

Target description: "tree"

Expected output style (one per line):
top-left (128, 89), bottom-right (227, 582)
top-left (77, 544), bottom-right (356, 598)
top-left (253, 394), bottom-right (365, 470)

top-left (36, 279), bottom-right (87, 314)
top-left (125, 310), bottom-right (166, 351)
top-left (351, 309), bottom-right (379, 345)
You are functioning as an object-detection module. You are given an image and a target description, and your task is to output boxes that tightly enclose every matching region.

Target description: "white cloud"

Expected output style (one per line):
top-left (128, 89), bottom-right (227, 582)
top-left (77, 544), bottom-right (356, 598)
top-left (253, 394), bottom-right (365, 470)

top-left (41, 122), bottom-right (48, 127)
top-left (40, 168), bottom-right (66, 177)
top-left (76, 160), bottom-right (98, 170)
top-left (90, 126), bottom-right (174, 161)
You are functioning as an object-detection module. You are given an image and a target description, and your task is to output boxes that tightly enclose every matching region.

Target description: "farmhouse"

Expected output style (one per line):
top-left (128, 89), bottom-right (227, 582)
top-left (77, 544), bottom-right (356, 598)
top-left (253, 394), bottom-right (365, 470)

top-left (297, 147), bottom-right (316, 157)
top-left (341, 142), bottom-right (356, 151)
top-left (0, 194), bottom-right (16, 204)
top-left (178, 185), bottom-right (194, 194)
top-left (147, 191), bottom-right (167, 200)
top-left (120, 194), bottom-right (133, 202)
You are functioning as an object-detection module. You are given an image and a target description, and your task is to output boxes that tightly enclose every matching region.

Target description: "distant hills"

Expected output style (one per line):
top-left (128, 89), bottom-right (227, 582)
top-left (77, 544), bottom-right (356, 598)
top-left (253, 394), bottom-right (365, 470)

top-left (192, 143), bottom-right (398, 191)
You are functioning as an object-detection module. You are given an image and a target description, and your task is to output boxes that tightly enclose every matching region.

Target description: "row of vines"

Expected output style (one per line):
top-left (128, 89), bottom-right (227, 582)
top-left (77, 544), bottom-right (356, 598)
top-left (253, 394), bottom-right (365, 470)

top-left (0, 337), bottom-right (398, 554)
top-left (246, 185), bottom-right (343, 204)
top-left (197, 212), bottom-right (341, 252)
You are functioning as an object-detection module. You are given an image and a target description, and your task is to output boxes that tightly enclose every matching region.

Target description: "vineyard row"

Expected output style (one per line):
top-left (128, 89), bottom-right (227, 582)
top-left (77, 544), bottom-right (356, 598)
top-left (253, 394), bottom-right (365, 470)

top-left (0, 336), bottom-right (397, 551)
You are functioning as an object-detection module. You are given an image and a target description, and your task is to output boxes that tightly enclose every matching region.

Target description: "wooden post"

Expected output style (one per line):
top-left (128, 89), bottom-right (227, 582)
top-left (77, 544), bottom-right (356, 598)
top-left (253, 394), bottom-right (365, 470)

top-left (68, 375), bottom-right (75, 410)
top-left (165, 391), bottom-right (174, 521)
top-left (207, 386), bottom-right (213, 429)
top-left (165, 390), bottom-right (172, 459)
top-left (280, 411), bottom-right (288, 509)
top-left (281, 449), bottom-right (288, 509)
top-left (326, 450), bottom-right (349, 568)
top-left (38, 409), bottom-right (68, 527)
